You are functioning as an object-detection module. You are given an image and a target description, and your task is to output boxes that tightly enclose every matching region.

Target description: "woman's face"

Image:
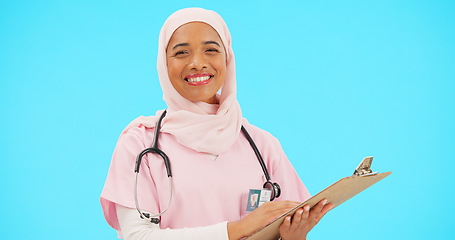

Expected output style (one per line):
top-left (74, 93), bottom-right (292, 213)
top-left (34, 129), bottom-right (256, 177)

top-left (166, 22), bottom-right (227, 104)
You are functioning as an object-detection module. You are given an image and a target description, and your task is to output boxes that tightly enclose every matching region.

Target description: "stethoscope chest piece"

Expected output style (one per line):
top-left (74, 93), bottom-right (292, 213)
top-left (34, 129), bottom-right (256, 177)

top-left (263, 181), bottom-right (281, 201)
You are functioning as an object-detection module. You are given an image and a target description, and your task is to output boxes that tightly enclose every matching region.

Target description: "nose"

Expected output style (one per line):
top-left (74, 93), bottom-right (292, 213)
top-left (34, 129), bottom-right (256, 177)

top-left (188, 52), bottom-right (207, 71)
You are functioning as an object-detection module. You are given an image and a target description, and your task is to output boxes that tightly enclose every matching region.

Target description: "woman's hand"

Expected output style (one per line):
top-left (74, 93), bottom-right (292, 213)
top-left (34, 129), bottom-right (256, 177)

top-left (227, 201), bottom-right (300, 240)
top-left (279, 199), bottom-right (333, 240)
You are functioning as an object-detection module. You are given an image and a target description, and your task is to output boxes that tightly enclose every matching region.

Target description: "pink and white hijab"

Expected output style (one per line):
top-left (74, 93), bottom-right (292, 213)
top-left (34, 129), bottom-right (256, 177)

top-left (123, 8), bottom-right (242, 155)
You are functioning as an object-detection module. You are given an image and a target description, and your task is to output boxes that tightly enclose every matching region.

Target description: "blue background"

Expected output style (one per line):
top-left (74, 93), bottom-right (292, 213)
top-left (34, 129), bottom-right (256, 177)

top-left (1, 0), bottom-right (453, 239)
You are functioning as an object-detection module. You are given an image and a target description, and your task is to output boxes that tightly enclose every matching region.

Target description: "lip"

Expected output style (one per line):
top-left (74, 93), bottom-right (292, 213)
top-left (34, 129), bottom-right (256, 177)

top-left (184, 73), bottom-right (214, 86)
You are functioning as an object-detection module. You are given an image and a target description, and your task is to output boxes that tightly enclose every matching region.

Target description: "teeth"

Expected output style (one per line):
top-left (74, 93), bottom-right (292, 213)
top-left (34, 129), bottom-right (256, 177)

top-left (187, 76), bottom-right (211, 82)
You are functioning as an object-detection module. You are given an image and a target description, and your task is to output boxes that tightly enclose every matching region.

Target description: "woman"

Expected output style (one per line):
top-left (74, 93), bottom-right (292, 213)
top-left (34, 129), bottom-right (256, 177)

top-left (101, 8), bottom-right (332, 240)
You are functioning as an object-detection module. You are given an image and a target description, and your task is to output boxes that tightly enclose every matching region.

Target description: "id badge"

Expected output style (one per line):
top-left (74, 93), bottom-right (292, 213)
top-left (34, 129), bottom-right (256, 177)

top-left (246, 189), bottom-right (272, 211)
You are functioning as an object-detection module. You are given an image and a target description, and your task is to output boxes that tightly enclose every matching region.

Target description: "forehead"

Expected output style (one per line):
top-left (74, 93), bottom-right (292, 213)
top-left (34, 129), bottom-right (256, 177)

top-left (167, 22), bottom-right (224, 48)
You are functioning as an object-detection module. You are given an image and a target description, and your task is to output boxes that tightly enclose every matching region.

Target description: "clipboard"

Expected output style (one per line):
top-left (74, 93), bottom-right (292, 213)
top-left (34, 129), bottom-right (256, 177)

top-left (246, 156), bottom-right (392, 240)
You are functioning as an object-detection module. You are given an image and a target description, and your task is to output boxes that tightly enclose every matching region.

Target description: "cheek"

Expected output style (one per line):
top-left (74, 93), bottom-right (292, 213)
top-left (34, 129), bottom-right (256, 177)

top-left (214, 58), bottom-right (227, 78)
top-left (167, 59), bottom-right (182, 79)
top-left (166, 60), bottom-right (185, 93)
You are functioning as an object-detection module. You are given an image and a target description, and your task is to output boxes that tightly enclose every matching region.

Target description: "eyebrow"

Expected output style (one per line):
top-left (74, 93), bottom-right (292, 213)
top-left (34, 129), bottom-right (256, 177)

top-left (203, 41), bottom-right (220, 47)
top-left (172, 43), bottom-right (189, 49)
top-left (172, 41), bottom-right (221, 50)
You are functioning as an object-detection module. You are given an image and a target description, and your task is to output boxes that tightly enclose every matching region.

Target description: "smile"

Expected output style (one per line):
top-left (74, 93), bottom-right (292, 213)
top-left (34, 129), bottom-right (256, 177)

top-left (185, 73), bottom-right (213, 86)
top-left (187, 75), bottom-right (211, 83)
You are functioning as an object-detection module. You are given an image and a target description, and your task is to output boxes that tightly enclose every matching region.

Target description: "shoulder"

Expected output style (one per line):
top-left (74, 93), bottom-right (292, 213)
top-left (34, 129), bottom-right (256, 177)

top-left (241, 120), bottom-right (282, 151)
top-left (117, 120), bottom-right (156, 150)
top-left (121, 114), bottom-right (160, 138)
top-left (240, 121), bottom-right (289, 175)
top-left (242, 120), bottom-right (278, 140)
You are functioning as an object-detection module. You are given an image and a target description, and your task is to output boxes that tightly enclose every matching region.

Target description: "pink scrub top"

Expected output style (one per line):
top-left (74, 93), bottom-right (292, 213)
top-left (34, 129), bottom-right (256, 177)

top-left (100, 121), bottom-right (311, 231)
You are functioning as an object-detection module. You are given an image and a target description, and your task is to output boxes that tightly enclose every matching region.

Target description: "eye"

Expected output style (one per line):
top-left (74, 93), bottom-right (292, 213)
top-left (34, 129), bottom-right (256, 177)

top-left (206, 48), bottom-right (220, 53)
top-left (174, 50), bottom-right (188, 56)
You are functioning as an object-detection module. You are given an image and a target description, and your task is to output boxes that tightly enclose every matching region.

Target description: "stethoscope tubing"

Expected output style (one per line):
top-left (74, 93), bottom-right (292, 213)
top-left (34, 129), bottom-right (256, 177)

top-left (134, 110), bottom-right (172, 223)
top-left (134, 173), bottom-right (173, 220)
top-left (240, 125), bottom-right (271, 181)
top-left (134, 110), bottom-right (280, 224)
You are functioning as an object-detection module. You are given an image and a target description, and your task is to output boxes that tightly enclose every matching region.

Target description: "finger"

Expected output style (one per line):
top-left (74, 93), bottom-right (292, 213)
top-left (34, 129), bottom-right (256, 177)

top-left (280, 216), bottom-right (292, 232)
top-left (305, 199), bottom-right (326, 228)
top-left (263, 201), bottom-right (299, 210)
top-left (284, 200), bottom-right (302, 205)
top-left (289, 208), bottom-right (303, 231)
top-left (308, 199), bottom-right (326, 221)
top-left (278, 201), bottom-right (301, 209)
top-left (260, 201), bottom-right (301, 224)
top-left (314, 203), bottom-right (334, 223)
top-left (267, 201), bottom-right (300, 215)
top-left (298, 205), bottom-right (310, 228)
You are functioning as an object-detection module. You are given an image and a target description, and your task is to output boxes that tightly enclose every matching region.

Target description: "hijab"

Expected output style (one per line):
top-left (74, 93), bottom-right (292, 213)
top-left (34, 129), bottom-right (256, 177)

top-left (123, 8), bottom-right (242, 155)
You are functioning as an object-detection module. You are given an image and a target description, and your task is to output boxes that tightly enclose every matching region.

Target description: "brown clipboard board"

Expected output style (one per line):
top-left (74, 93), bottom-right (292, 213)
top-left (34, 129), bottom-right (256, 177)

top-left (246, 157), bottom-right (392, 240)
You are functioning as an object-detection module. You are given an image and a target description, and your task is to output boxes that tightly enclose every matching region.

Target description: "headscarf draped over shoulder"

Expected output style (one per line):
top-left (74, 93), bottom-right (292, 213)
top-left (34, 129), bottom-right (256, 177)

top-left (123, 8), bottom-right (242, 155)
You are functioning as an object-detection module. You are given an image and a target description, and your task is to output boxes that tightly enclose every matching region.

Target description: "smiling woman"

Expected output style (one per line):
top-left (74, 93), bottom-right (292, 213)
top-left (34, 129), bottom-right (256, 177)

top-left (166, 22), bottom-right (227, 104)
top-left (100, 7), bottom-right (332, 240)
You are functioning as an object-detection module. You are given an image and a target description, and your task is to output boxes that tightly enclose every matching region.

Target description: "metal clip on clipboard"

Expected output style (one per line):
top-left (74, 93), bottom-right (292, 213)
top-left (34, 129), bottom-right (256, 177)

top-left (352, 156), bottom-right (378, 176)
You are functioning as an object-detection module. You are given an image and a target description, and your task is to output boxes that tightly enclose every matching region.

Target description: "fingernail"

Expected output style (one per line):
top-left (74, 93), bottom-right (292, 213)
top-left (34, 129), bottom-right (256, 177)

top-left (322, 199), bottom-right (327, 205)
top-left (304, 205), bottom-right (310, 211)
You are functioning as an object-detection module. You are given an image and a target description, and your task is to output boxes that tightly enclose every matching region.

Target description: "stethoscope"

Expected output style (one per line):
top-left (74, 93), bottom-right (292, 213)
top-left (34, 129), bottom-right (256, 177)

top-left (134, 110), bottom-right (281, 224)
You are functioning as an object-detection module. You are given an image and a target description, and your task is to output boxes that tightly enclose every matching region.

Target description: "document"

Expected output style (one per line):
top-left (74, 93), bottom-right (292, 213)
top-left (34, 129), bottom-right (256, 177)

top-left (246, 157), bottom-right (391, 240)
